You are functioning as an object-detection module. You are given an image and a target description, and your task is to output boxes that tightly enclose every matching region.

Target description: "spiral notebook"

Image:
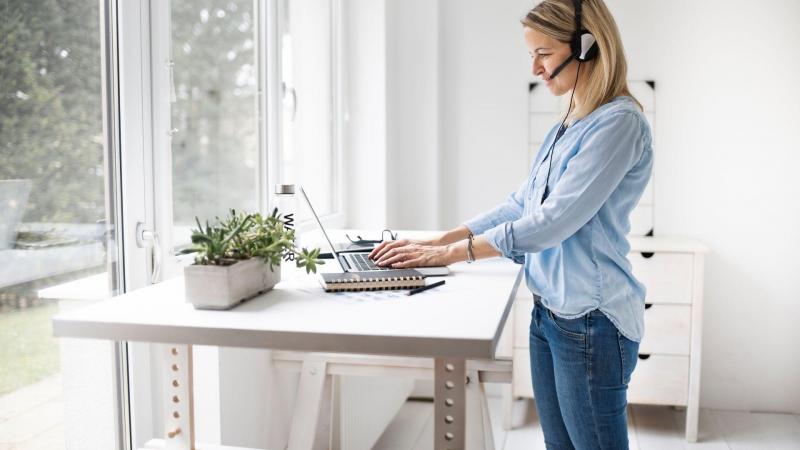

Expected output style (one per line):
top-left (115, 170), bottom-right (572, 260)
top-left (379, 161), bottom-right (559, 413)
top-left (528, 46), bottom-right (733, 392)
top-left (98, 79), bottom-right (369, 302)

top-left (320, 269), bottom-right (425, 292)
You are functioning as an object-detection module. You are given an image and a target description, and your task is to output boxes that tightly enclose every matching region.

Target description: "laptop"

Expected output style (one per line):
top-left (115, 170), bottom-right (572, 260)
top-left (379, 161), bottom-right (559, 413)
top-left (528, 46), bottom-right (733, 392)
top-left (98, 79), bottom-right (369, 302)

top-left (299, 187), bottom-right (450, 277)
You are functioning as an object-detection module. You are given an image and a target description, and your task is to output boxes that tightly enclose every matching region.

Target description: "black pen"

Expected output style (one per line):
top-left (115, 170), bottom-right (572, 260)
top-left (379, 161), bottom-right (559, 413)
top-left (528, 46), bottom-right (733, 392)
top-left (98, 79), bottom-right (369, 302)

top-left (407, 280), bottom-right (446, 296)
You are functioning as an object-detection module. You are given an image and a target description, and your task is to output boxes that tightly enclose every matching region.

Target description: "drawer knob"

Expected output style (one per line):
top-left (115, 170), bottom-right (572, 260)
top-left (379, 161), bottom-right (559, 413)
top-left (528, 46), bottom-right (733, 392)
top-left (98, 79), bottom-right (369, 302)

top-left (638, 354), bottom-right (651, 360)
top-left (640, 230), bottom-right (655, 259)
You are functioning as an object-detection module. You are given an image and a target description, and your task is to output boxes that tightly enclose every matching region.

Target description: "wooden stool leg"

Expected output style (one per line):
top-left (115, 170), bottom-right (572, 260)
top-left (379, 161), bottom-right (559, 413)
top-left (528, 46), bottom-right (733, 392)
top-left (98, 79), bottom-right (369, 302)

top-left (288, 355), bottom-right (332, 450)
top-left (501, 384), bottom-right (513, 431)
top-left (465, 370), bottom-right (495, 450)
top-left (480, 380), bottom-right (495, 450)
top-left (162, 344), bottom-right (194, 450)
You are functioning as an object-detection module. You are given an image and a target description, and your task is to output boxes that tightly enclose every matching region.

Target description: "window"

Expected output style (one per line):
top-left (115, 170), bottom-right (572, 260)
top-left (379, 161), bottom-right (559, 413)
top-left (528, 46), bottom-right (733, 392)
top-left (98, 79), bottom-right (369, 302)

top-left (161, 0), bottom-right (343, 254)
top-left (0, 0), bottom-right (120, 448)
top-left (168, 0), bottom-right (260, 250)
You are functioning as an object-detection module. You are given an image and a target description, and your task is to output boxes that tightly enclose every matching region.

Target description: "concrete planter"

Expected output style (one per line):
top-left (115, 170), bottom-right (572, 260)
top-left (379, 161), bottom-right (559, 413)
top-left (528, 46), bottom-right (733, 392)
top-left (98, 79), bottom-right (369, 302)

top-left (184, 258), bottom-right (281, 309)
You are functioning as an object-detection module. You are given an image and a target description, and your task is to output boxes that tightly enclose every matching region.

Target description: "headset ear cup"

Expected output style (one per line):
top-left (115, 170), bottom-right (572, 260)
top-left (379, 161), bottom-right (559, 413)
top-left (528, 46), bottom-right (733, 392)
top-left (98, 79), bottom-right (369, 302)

top-left (578, 32), bottom-right (599, 61)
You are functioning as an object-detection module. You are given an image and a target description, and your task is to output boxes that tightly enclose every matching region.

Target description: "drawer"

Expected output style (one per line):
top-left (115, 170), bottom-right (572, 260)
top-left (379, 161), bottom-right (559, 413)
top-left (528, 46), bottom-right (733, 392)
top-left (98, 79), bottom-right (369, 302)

top-left (628, 355), bottom-right (689, 406)
top-left (640, 304), bottom-right (691, 355)
top-left (514, 298), bottom-right (534, 347)
top-left (628, 252), bottom-right (694, 304)
top-left (513, 349), bottom-right (534, 398)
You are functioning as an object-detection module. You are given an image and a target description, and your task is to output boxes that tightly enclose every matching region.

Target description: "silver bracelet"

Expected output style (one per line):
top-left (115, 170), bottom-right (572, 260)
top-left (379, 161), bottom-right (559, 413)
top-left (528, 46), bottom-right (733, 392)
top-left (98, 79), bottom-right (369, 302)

top-left (466, 232), bottom-right (476, 263)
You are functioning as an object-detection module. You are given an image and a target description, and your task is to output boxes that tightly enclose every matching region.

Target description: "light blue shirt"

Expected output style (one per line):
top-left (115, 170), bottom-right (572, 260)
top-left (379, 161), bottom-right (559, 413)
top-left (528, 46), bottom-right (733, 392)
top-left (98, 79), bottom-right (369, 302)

top-left (464, 96), bottom-right (653, 342)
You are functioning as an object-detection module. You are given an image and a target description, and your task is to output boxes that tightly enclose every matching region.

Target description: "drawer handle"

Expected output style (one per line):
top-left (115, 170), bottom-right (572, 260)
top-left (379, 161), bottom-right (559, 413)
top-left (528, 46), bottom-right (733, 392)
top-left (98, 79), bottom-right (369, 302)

top-left (644, 303), bottom-right (653, 310)
top-left (638, 354), bottom-right (651, 360)
top-left (640, 229), bottom-right (655, 259)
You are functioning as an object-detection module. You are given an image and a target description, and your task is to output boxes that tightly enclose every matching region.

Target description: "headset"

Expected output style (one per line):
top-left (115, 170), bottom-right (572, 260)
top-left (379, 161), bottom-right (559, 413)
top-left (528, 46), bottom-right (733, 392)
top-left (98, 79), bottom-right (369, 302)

top-left (539, 0), bottom-right (599, 204)
top-left (549, 0), bottom-right (599, 80)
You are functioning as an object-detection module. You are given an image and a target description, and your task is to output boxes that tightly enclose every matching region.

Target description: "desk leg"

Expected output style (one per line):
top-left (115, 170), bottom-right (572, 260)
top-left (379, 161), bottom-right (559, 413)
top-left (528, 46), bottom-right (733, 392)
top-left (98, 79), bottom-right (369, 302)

top-left (288, 355), bottom-right (332, 450)
top-left (162, 344), bottom-right (195, 450)
top-left (434, 358), bottom-right (466, 449)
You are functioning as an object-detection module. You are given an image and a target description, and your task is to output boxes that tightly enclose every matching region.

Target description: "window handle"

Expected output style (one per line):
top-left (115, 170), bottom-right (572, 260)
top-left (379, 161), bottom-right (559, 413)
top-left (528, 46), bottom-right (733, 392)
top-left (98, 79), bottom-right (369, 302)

top-left (136, 222), bottom-right (162, 284)
top-left (283, 82), bottom-right (297, 121)
top-left (167, 59), bottom-right (176, 103)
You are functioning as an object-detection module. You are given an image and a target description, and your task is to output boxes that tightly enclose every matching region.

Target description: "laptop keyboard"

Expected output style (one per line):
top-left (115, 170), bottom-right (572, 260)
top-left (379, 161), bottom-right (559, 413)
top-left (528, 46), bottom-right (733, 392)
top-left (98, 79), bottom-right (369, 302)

top-left (349, 253), bottom-right (392, 271)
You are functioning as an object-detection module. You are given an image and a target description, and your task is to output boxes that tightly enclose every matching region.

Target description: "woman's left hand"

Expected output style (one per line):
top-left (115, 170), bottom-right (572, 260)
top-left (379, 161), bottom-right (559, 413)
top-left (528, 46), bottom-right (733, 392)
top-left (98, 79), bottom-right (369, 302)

top-left (374, 243), bottom-right (452, 268)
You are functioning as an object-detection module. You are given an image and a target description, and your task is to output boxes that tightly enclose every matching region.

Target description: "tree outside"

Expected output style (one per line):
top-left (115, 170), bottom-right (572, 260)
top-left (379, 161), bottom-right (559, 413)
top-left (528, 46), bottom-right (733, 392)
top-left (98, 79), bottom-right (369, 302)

top-left (0, 0), bottom-right (257, 395)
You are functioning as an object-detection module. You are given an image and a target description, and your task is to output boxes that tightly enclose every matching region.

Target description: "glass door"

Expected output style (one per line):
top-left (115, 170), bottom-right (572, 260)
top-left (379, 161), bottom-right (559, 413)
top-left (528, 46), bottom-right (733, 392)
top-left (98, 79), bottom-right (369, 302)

top-left (0, 0), bottom-right (130, 448)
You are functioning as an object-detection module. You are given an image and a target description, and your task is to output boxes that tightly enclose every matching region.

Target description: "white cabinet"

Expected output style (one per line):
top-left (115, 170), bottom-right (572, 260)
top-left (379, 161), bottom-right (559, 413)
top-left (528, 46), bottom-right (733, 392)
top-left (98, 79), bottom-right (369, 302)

top-left (500, 236), bottom-right (708, 442)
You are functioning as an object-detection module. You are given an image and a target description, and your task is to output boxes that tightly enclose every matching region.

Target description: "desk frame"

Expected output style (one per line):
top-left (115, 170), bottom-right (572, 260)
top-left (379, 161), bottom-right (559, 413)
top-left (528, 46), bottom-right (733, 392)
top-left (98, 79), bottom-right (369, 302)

top-left (54, 258), bottom-right (523, 450)
top-left (146, 345), bottom-right (511, 450)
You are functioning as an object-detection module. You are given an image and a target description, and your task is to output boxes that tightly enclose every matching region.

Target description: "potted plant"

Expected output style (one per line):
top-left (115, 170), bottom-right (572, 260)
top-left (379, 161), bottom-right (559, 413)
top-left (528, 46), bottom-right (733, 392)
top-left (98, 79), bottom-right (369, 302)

top-left (181, 208), bottom-right (323, 309)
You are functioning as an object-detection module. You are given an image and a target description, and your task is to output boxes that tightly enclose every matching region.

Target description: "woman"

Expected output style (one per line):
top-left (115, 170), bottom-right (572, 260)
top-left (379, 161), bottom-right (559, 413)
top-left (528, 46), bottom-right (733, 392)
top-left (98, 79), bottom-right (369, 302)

top-left (370, 0), bottom-right (651, 447)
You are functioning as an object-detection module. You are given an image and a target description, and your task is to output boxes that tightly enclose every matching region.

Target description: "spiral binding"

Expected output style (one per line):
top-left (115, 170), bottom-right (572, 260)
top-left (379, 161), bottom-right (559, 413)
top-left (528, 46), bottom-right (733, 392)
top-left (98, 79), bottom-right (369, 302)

top-left (324, 275), bottom-right (425, 292)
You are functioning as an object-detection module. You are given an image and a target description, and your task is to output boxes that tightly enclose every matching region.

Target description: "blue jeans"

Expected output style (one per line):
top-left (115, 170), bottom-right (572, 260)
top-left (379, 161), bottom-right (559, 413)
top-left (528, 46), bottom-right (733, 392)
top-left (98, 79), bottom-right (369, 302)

top-left (529, 299), bottom-right (639, 450)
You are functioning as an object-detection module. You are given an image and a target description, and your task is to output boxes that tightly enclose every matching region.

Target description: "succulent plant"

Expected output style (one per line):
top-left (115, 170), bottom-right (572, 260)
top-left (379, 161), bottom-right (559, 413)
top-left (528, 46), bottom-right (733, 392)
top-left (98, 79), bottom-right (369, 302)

top-left (181, 208), bottom-right (323, 273)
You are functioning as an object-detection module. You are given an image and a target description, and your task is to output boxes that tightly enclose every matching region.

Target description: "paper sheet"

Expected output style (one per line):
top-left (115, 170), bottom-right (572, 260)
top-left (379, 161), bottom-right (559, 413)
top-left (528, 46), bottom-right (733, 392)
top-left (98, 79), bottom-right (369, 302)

top-left (329, 290), bottom-right (409, 303)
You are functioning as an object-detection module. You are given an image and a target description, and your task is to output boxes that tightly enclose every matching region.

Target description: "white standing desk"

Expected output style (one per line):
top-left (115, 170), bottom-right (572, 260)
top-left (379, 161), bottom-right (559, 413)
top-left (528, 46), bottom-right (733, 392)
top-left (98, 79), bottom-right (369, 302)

top-left (53, 244), bottom-right (523, 450)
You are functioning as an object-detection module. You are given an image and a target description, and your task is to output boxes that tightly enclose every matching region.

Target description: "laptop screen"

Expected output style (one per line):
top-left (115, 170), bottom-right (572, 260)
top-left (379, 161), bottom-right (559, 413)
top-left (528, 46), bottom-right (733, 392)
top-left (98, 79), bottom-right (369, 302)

top-left (298, 187), bottom-right (347, 271)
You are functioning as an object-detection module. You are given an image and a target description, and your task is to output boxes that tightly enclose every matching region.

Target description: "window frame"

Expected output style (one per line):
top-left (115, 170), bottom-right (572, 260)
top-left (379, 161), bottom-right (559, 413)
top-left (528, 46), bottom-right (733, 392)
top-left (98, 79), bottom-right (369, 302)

top-left (274, 0), bottom-right (346, 233)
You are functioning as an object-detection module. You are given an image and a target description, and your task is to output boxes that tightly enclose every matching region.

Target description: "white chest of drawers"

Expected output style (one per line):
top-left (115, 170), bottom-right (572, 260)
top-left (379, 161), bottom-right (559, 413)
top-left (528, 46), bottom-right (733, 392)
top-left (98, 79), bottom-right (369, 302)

top-left (498, 236), bottom-right (708, 442)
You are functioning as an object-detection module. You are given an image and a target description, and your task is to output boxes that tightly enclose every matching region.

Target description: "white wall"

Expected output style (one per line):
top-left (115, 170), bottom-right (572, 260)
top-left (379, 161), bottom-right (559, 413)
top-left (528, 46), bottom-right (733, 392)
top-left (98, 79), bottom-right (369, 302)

top-left (343, 0), bottom-right (388, 229)
top-left (438, 0), bottom-right (534, 228)
top-left (377, 0), bottom-right (800, 413)
top-left (385, 0), bottom-right (441, 229)
top-left (613, 0), bottom-right (800, 413)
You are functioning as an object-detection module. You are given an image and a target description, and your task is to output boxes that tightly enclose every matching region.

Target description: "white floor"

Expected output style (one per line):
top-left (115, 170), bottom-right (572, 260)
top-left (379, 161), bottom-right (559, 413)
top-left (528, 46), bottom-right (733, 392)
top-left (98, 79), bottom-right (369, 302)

top-left (0, 376), bottom-right (64, 450)
top-left (3, 375), bottom-right (799, 449)
top-left (374, 396), bottom-right (800, 450)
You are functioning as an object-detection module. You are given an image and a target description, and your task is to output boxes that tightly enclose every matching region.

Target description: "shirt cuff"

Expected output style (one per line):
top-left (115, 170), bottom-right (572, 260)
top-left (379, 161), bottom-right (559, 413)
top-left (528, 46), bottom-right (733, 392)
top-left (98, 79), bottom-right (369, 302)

top-left (483, 222), bottom-right (515, 259)
top-left (462, 215), bottom-right (493, 237)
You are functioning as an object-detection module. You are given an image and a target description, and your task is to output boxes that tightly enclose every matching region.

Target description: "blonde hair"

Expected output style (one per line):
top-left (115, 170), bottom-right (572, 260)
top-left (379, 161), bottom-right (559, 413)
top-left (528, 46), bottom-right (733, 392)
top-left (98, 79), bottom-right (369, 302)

top-left (522, 0), bottom-right (642, 121)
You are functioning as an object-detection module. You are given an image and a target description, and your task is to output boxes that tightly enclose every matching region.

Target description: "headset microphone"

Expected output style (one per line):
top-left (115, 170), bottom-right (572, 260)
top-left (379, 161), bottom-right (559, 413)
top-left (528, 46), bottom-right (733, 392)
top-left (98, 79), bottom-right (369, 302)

top-left (548, 54), bottom-right (574, 80)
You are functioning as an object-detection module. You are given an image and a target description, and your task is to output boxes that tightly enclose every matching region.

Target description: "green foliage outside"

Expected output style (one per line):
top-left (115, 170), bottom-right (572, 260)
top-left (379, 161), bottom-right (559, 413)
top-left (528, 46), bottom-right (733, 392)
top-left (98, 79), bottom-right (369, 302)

top-left (0, 0), bottom-right (104, 396)
top-left (170, 0), bottom-right (260, 227)
top-left (0, 303), bottom-right (60, 396)
top-left (1, 0), bottom-right (260, 225)
top-left (0, 0), bottom-right (104, 223)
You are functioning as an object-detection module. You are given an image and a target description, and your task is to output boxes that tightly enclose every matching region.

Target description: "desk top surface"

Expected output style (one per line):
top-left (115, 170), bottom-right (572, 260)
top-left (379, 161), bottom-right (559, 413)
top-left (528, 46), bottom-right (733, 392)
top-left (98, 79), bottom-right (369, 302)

top-left (53, 251), bottom-right (522, 359)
